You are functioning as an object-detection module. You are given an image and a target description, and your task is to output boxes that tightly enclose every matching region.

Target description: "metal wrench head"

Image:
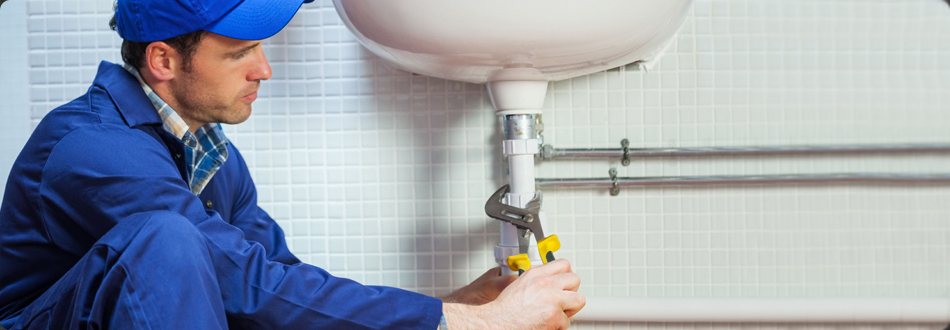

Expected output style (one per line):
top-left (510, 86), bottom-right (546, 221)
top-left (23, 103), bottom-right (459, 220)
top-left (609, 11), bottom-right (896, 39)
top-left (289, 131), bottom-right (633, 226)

top-left (484, 185), bottom-right (546, 241)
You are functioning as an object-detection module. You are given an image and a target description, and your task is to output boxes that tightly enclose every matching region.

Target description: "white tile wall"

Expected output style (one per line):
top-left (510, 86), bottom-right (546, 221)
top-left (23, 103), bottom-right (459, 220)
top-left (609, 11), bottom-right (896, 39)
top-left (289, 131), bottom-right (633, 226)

top-left (0, 0), bottom-right (33, 199)
top-left (11, 0), bottom-right (950, 329)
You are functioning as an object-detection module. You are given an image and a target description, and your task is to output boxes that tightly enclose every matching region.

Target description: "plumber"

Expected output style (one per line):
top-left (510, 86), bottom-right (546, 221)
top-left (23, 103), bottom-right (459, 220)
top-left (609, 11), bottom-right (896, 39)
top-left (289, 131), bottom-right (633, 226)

top-left (0, 0), bottom-right (585, 329)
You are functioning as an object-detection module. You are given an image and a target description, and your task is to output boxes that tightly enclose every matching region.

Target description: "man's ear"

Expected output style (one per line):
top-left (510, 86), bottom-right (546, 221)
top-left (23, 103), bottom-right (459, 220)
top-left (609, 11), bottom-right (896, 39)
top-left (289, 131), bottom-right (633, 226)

top-left (144, 42), bottom-right (180, 82)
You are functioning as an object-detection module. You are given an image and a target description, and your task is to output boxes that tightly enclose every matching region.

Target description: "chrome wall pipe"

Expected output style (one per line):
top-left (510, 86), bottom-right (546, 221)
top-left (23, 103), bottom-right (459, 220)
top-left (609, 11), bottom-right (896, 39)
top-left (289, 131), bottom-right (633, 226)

top-left (542, 142), bottom-right (950, 161)
top-left (537, 173), bottom-right (950, 189)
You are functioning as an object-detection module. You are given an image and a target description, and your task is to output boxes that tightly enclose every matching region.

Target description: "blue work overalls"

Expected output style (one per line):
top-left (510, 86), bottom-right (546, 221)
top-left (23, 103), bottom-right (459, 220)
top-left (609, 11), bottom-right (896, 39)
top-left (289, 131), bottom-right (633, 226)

top-left (0, 62), bottom-right (441, 329)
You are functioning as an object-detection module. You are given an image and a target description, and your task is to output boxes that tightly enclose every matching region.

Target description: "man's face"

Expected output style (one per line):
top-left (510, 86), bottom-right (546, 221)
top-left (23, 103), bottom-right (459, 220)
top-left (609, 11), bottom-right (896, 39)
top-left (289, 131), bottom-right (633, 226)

top-left (168, 33), bottom-right (272, 128)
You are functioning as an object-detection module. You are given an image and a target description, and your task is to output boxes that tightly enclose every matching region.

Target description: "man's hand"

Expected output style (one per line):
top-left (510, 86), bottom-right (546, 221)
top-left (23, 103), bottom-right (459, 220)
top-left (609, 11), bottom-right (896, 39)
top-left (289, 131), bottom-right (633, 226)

top-left (442, 267), bottom-right (517, 305)
top-left (443, 259), bottom-right (585, 330)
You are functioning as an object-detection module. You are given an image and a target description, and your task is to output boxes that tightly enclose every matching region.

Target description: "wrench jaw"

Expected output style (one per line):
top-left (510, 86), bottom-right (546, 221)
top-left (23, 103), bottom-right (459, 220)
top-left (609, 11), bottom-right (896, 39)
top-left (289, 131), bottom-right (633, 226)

top-left (484, 185), bottom-right (545, 238)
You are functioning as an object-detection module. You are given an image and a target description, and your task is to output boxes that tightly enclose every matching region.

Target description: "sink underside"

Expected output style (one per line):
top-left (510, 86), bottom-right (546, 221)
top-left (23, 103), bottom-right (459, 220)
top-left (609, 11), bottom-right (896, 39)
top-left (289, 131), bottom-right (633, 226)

top-left (333, 0), bottom-right (693, 84)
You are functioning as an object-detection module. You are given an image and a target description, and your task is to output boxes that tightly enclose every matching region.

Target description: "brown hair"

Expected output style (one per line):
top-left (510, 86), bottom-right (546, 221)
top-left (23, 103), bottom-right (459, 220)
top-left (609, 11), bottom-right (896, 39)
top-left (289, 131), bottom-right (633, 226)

top-left (109, 3), bottom-right (206, 71)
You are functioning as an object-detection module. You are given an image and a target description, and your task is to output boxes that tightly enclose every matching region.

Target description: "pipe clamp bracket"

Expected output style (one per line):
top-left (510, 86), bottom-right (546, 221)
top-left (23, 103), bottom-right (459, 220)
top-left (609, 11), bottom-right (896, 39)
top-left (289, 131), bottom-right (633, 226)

top-left (609, 168), bottom-right (620, 196)
top-left (621, 139), bottom-right (631, 166)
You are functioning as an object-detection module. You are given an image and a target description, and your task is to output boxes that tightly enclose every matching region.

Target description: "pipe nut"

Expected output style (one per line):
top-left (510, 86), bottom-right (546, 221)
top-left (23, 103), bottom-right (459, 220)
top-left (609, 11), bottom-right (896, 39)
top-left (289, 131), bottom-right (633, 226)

top-left (541, 145), bottom-right (554, 160)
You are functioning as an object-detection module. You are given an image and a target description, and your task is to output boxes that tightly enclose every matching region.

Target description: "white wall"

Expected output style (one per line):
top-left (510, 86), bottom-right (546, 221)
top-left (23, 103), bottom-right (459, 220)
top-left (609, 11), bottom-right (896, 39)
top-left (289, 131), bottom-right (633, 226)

top-left (0, 0), bottom-right (33, 199)
top-left (10, 0), bottom-right (950, 329)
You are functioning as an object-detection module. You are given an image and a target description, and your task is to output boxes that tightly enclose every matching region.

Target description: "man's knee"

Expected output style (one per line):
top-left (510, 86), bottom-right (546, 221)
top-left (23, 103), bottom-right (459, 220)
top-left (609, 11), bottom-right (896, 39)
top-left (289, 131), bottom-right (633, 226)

top-left (14, 212), bottom-right (224, 330)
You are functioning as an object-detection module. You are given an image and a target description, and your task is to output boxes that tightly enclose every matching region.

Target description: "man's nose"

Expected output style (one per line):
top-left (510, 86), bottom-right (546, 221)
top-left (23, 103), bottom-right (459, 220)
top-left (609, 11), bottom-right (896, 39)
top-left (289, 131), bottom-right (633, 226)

top-left (249, 49), bottom-right (272, 81)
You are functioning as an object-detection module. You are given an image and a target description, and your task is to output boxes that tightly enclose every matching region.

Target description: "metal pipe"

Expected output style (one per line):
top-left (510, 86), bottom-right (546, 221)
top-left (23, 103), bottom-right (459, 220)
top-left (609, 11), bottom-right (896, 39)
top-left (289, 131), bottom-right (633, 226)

top-left (574, 297), bottom-right (950, 323)
top-left (537, 173), bottom-right (950, 188)
top-left (545, 143), bottom-right (950, 160)
top-left (502, 114), bottom-right (537, 140)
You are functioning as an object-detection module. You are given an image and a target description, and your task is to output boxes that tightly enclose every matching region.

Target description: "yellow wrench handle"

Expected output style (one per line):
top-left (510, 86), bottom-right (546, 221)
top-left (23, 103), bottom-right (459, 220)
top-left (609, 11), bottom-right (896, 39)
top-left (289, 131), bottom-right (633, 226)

top-left (506, 254), bottom-right (532, 275)
top-left (538, 235), bottom-right (560, 264)
top-left (507, 235), bottom-right (561, 275)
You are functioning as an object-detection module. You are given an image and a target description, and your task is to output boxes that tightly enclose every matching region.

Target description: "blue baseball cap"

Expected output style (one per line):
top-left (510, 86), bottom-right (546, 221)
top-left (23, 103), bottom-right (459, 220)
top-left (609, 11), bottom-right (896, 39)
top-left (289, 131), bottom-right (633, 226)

top-left (115, 0), bottom-right (314, 42)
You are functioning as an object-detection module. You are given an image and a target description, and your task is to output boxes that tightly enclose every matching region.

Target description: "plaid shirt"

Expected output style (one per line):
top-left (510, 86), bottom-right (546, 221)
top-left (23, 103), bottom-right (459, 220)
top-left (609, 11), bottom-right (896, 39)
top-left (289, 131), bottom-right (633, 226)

top-left (124, 65), bottom-right (229, 196)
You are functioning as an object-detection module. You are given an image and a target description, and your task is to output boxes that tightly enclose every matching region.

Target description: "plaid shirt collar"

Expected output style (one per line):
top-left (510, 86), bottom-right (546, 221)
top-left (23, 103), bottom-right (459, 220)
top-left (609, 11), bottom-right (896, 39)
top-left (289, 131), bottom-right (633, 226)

top-left (124, 65), bottom-right (229, 196)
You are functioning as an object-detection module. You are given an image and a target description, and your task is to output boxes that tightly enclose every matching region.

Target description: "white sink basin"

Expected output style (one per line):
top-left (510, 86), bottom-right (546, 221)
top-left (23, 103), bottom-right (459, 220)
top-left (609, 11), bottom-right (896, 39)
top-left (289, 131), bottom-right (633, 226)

top-left (333, 0), bottom-right (693, 84)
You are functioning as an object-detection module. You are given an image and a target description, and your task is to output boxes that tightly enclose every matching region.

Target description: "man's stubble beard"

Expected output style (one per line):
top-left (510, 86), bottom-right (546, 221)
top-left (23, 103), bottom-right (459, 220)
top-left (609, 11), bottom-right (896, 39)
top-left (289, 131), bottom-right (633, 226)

top-left (170, 74), bottom-right (253, 126)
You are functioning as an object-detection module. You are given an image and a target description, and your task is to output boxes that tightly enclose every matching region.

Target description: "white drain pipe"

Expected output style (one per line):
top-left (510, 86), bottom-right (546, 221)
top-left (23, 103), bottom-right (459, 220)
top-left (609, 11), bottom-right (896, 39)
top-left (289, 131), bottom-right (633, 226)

top-left (574, 297), bottom-right (950, 323)
top-left (487, 68), bottom-right (549, 276)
